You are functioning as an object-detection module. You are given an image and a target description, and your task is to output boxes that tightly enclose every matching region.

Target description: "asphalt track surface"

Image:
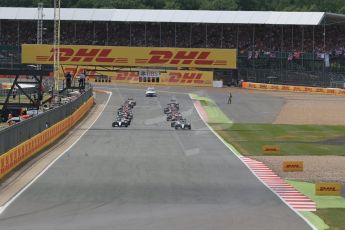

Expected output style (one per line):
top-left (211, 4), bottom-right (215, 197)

top-left (0, 86), bottom-right (311, 230)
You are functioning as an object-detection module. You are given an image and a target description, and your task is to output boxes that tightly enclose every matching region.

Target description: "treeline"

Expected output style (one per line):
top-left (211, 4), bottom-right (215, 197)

top-left (1, 0), bottom-right (345, 13)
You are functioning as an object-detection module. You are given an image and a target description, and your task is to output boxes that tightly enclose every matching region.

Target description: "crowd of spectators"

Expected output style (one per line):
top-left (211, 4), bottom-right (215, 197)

top-left (1, 20), bottom-right (345, 59)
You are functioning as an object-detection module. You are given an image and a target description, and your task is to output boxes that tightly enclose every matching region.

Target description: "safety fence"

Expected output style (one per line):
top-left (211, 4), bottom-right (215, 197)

top-left (0, 88), bottom-right (93, 155)
top-left (0, 90), bottom-right (94, 179)
top-left (0, 87), bottom-right (36, 96)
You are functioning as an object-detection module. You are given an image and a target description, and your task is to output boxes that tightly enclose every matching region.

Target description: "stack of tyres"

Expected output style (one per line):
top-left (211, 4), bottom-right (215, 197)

top-left (112, 98), bottom-right (136, 128)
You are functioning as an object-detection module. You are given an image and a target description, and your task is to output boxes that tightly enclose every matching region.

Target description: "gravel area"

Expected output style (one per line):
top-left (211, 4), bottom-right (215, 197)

top-left (274, 96), bottom-right (345, 125)
top-left (251, 156), bottom-right (345, 184)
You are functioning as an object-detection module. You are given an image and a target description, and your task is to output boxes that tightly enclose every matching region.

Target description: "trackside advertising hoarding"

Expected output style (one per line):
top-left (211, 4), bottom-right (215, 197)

top-left (242, 82), bottom-right (345, 96)
top-left (61, 65), bottom-right (213, 87)
top-left (21, 44), bottom-right (237, 69)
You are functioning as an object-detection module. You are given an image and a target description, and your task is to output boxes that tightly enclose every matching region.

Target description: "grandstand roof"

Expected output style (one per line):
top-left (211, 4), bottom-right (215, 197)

top-left (0, 7), bottom-right (345, 25)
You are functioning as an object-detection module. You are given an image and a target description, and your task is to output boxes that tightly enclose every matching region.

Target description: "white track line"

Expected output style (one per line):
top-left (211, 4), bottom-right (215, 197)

top-left (0, 91), bottom-right (112, 215)
top-left (190, 94), bottom-right (317, 230)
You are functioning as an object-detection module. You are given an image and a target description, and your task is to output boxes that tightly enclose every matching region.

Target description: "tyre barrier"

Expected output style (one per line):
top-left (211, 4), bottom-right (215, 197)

top-left (0, 96), bottom-right (94, 179)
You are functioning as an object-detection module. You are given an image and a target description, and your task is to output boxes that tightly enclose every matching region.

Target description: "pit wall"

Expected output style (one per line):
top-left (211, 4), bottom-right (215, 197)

top-left (0, 96), bottom-right (94, 179)
top-left (242, 82), bottom-right (345, 96)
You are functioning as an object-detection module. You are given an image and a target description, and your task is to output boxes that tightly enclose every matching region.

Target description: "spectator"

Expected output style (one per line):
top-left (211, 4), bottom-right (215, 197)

top-left (228, 92), bottom-right (232, 104)
top-left (65, 72), bottom-right (72, 88)
top-left (79, 71), bottom-right (86, 90)
top-left (12, 88), bottom-right (17, 100)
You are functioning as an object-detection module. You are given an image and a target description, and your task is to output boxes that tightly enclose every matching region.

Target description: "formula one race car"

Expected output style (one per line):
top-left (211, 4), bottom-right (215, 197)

top-left (112, 118), bottom-right (130, 127)
top-left (174, 119), bottom-right (191, 130)
top-left (171, 118), bottom-right (186, 127)
top-left (163, 103), bottom-right (179, 114)
top-left (113, 99), bottom-right (136, 127)
top-left (145, 87), bottom-right (157, 97)
top-left (164, 106), bottom-right (178, 114)
top-left (167, 112), bottom-right (182, 121)
top-left (167, 102), bottom-right (179, 109)
top-left (127, 98), bottom-right (136, 107)
top-left (118, 111), bottom-right (133, 119)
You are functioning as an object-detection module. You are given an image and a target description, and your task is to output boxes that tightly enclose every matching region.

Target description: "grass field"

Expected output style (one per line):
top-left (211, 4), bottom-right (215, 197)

top-left (315, 209), bottom-right (345, 230)
top-left (190, 93), bottom-right (345, 156)
top-left (212, 123), bottom-right (345, 156)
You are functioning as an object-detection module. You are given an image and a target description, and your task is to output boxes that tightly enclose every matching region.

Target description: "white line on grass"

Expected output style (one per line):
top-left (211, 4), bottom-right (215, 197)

top-left (0, 91), bottom-right (112, 215)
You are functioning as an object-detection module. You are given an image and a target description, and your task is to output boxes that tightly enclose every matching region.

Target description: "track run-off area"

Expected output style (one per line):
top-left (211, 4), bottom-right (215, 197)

top-left (0, 85), bottom-right (313, 230)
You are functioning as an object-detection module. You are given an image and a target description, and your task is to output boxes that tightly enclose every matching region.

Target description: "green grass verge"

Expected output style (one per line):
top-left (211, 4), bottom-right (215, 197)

top-left (287, 180), bottom-right (345, 209)
top-left (189, 93), bottom-right (232, 124)
top-left (301, 211), bottom-right (330, 230)
top-left (315, 209), bottom-right (345, 230)
top-left (287, 180), bottom-right (345, 230)
top-left (213, 123), bottom-right (345, 156)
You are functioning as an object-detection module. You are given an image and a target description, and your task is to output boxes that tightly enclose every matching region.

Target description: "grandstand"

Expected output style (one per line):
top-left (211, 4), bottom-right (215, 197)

top-left (1, 8), bottom-right (345, 86)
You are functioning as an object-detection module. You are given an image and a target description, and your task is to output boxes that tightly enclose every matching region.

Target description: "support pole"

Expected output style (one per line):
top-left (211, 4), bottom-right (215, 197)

top-left (280, 26), bottom-right (284, 83)
top-left (190, 24), bottom-right (192, 48)
top-left (236, 25), bottom-right (239, 50)
top-left (159, 23), bottom-right (162, 47)
top-left (220, 24), bottom-right (223, 48)
top-left (37, 3), bottom-right (43, 70)
top-left (312, 26), bottom-right (315, 72)
top-left (106, 22), bottom-right (109, 45)
top-left (17, 21), bottom-right (20, 45)
top-left (93, 22), bottom-right (96, 44)
top-left (323, 20), bottom-right (326, 86)
top-left (53, 0), bottom-right (61, 92)
top-left (144, 23), bottom-right (147, 46)
top-left (205, 24), bottom-right (208, 48)
top-left (174, 23), bottom-right (177, 47)
top-left (129, 23), bottom-right (132, 46)
top-left (302, 26), bottom-right (304, 68)
top-left (291, 26), bottom-right (294, 52)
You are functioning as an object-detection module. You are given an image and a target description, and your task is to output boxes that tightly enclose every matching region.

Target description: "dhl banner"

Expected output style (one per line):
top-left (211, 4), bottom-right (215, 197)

top-left (282, 161), bottom-right (304, 172)
top-left (262, 145), bottom-right (281, 154)
top-left (160, 70), bottom-right (213, 87)
top-left (315, 183), bottom-right (342, 196)
top-left (22, 44), bottom-right (237, 69)
top-left (242, 82), bottom-right (345, 96)
top-left (60, 65), bottom-right (213, 87)
top-left (0, 96), bottom-right (94, 179)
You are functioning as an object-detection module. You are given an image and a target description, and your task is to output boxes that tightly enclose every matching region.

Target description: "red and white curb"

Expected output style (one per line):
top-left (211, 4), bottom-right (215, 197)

top-left (240, 156), bottom-right (316, 212)
top-left (194, 100), bottom-right (208, 122)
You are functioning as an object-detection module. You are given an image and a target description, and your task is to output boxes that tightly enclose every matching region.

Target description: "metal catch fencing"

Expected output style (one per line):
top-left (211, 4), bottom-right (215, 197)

top-left (0, 88), bottom-right (93, 155)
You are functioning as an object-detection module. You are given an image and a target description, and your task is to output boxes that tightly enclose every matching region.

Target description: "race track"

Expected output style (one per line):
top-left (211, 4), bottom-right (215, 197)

top-left (0, 86), bottom-right (311, 230)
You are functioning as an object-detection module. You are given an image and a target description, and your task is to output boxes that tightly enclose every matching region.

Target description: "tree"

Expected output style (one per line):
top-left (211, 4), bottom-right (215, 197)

top-left (338, 6), bottom-right (345, 14)
top-left (0, 0), bottom-right (32, 7)
top-left (74, 0), bottom-right (96, 8)
top-left (237, 0), bottom-right (257, 10)
top-left (0, 0), bottom-right (344, 12)
top-left (200, 0), bottom-right (237, 10)
top-left (164, 0), bottom-right (202, 10)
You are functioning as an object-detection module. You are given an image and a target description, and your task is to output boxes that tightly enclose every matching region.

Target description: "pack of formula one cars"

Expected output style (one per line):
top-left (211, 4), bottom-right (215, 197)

top-left (112, 98), bottom-right (136, 128)
top-left (163, 99), bottom-right (191, 130)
